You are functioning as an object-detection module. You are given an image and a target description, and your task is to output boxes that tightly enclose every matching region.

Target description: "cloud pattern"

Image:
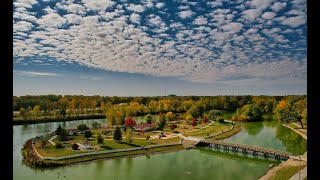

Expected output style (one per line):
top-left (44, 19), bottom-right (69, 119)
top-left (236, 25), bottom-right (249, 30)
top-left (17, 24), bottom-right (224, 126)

top-left (13, 0), bottom-right (306, 85)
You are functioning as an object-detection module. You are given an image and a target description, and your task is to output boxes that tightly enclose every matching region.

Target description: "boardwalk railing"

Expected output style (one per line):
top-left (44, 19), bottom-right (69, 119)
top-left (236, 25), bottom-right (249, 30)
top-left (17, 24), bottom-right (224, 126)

top-left (199, 139), bottom-right (291, 159)
top-left (42, 142), bottom-right (181, 160)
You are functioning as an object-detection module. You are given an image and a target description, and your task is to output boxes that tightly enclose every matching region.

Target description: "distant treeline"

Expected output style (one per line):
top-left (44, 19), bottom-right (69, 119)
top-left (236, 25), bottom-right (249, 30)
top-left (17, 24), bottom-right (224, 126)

top-left (13, 95), bottom-right (285, 111)
top-left (13, 95), bottom-right (307, 126)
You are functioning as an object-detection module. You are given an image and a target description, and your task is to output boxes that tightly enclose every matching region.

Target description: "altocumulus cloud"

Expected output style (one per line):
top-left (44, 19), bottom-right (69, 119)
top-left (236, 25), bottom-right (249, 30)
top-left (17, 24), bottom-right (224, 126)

top-left (13, 0), bottom-right (306, 86)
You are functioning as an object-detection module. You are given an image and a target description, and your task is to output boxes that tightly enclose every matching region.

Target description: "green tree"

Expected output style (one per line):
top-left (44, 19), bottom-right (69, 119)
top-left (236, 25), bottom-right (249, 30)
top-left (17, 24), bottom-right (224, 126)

top-left (96, 133), bottom-right (104, 144)
top-left (301, 108), bottom-right (307, 126)
top-left (72, 143), bottom-right (79, 150)
top-left (217, 117), bottom-right (224, 123)
top-left (19, 107), bottom-right (27, 120)
top-left (55, 124), bottom-right (63, 135)
top-left (58, 128), bottom-right (68, 141)
top-left (55, 142), bottom-right (64, 149)
top-left (84, 130), bottom-right (93, 138)
top-left (113, 127), bottom-right (123, 142)
top-left (77, 124), bottom-right (89, 131)
top-left (145, 114), bottom-right (153, 124)
top-left (208, 110), bottom-right (222, 119)
top-left (157, 116), bottom-right (166, 131)
top-left (92, 122), bottom-right (102, 129)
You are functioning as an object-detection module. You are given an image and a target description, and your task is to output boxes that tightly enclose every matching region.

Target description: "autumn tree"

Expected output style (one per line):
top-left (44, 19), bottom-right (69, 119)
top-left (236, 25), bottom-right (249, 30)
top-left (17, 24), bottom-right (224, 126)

top-left (203, 115), bottom-right (208, 123)
top-left (166, 111), bottom-right (175, 121)
top-left (33, 105), bottom-right (41, 120)
top-left (126, 129), bottom-right (134, 144)
top-left (58, 97), bottom-right (69, 118)
top-left (125, 117), bottom-right (136, 127)
top-left (191, 118), bottom-right (197, 127)
top-left (100, 101), bottom-right (106, 113)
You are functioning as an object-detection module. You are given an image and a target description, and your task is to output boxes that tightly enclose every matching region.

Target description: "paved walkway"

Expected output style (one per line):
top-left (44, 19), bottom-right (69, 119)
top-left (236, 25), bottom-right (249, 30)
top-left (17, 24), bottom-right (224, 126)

top-left (289, 166), bottom-right (307, 180)
top-left (48, 135), bottom-right (57, 146)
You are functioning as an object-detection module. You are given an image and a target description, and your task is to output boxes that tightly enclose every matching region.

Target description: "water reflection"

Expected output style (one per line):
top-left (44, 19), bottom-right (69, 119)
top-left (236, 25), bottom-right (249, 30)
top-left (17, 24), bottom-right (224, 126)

top-left (275, 123), bottom-right (307, 155)
top-left (241, 122), bottom-right (264, 136)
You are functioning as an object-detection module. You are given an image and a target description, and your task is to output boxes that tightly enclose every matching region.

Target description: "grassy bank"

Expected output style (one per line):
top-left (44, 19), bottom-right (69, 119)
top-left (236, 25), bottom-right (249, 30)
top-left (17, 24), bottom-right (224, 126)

top-left (183, 122), bottom-right (231, 137)
top-left (28, 144), bottom-right (184, 167)
top-left (207, 124), bottom-right (241, 140)
top-left (271, 165), bottom-right (306, 180)
top-left (13, 115), bottom-right (106, 125)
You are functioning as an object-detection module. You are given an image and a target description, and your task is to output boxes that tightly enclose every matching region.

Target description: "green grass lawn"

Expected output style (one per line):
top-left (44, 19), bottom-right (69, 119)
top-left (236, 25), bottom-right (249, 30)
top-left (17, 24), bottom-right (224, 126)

top-left (271, 165), bottom-right (306, 180)
top-left (47, 144), bottom-right (184, 166)
top-left (35, 133), bottom-right (181, 158)
top-left (183, 123), bottom-right (231, 137)
top-left (207, 125), bottom-right (241, 140)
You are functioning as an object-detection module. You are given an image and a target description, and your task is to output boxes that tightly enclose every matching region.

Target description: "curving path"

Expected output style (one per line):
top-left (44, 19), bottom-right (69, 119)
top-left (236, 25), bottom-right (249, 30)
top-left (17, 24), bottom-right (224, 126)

top-left (48, 135), bottom-right (58, 146)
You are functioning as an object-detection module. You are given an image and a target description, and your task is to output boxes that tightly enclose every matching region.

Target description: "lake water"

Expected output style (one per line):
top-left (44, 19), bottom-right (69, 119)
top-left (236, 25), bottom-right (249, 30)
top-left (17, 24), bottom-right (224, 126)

top-left (13, 119), bottom-right (306, 180)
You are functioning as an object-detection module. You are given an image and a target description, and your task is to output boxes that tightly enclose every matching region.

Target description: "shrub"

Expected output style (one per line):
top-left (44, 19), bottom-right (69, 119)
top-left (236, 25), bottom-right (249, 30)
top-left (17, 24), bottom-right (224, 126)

top-left (191, 119), bottom-right (197, 126)
top-left (146, 114), bottom-right (153, 124)
top-left (170, 123), bottom-right (177, 130)
top-left (77, 124), bottom-right (89, 131)
top-left (217, 117), bottom-right (224, 123)
top-left (203, 115), bottom-right (209, 123)
top-left (146, 135), bottom-right (150, 140)
top-left (97, 133), bottom-right (104, 144)
top-left (173, 131), bottom-right (179, 133)
top-left (40, 140), bottom-right (47, 148)
top-left (92, 122), bottom-right (101, 129)
top-left (84, 130), bottom-right (93, 138)
top-left (55, 142), bottom-right (64, 149)
top-left (72, 143), bottom-right (79, 150)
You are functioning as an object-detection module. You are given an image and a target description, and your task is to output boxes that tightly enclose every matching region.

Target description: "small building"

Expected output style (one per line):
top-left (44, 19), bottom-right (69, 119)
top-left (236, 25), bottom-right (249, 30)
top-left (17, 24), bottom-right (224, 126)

top-left (134, 123), bottom-right (156, 132)
top-left (67, 128), bottom-right (79, 136)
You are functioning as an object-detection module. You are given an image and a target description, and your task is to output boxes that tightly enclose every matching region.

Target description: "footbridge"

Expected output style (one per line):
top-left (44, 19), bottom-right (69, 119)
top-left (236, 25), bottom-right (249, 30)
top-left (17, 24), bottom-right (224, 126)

top-left (181, 137), bottom-right (292, 161)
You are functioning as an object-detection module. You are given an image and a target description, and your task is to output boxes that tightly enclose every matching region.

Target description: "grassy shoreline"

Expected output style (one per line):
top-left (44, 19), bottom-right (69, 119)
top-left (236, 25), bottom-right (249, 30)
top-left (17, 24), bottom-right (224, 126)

top-left (23, 141), bottom-right (184, 167)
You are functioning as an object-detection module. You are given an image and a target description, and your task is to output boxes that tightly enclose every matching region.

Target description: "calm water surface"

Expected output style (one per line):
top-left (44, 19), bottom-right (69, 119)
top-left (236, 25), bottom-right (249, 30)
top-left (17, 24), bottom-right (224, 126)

top-left (13, 119), bottom-right (306, 180)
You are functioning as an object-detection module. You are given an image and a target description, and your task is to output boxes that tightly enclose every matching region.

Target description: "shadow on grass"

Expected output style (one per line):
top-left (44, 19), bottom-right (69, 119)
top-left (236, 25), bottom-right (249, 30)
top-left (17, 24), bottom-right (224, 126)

top-left (100, 146), bottom-right (113, 150)
top-left (118, 142), bottom-right (141, 147)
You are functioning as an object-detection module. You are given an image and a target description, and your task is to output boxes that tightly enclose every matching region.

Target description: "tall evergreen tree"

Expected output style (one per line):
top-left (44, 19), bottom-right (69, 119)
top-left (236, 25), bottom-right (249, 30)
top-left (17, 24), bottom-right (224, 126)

top-left (113, 127), bottom-right (122, 142)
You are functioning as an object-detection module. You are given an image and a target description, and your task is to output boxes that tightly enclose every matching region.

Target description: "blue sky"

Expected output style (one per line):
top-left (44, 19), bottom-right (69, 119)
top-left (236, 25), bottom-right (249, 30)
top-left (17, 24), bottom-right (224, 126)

top-left (13, 0), bottom-right (307, 96)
